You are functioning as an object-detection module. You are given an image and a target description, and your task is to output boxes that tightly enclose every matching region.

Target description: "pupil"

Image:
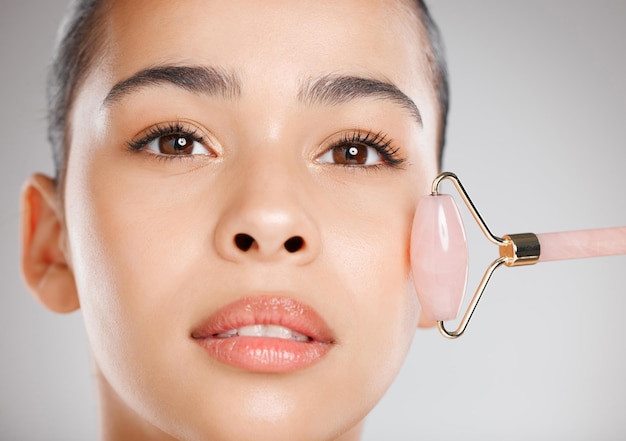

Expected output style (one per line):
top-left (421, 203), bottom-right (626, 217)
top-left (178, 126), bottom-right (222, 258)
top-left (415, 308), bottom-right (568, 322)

top-left (159, 135), bottom-right (193, 154)
top-left (331, 143), bottom-right (368, 164)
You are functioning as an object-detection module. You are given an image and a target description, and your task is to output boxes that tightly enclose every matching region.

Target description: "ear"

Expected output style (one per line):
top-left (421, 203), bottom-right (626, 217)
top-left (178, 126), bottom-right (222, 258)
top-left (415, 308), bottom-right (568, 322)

top-left (20, 174), bottom-right (79, 313)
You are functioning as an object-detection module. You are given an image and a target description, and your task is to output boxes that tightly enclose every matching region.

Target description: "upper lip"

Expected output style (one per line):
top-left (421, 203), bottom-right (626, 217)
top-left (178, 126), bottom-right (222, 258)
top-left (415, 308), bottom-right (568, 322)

top-left (190, 295), bottom-right (335, 344)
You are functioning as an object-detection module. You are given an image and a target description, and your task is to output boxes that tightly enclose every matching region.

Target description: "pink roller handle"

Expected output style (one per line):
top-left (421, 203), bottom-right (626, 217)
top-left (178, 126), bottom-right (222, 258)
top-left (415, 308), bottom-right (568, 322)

top-left (537, 227), bottom-right (626, 262)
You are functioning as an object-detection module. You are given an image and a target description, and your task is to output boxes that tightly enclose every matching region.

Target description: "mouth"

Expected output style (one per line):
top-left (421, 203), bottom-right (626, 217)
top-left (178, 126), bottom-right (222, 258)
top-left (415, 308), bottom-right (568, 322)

top-left (191, 296), bottom-right (335, 373)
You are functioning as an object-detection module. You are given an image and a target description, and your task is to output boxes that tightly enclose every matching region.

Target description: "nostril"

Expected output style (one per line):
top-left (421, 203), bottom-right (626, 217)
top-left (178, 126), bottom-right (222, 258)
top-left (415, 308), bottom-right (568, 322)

top-left (284, 236), bottom-right (304, 253)
top-left (234, 233), bottom-right (255, 251)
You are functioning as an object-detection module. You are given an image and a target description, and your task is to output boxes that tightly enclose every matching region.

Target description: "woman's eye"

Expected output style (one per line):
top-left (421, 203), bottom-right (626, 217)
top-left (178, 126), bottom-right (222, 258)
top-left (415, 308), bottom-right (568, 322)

top-left (145, 134), bottom-right (211, 156)
top-left (317, 143), bottom-right (384, 166)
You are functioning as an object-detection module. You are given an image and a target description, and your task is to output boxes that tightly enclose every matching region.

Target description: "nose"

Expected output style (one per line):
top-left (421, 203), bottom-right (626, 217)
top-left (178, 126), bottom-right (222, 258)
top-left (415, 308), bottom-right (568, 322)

top-left (214, 166), bottom-right (320, 265)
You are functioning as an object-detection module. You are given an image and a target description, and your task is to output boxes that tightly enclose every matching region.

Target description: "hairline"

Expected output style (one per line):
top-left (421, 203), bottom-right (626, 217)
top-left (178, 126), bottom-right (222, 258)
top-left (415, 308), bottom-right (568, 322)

top-left (48, 0), bottom-right (110, 192)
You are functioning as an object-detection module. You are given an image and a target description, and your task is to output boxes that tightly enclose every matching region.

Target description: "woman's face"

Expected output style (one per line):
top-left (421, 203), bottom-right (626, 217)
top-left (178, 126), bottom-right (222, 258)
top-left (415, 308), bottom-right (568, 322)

top-left (64, 0), bottom-right (439, 439)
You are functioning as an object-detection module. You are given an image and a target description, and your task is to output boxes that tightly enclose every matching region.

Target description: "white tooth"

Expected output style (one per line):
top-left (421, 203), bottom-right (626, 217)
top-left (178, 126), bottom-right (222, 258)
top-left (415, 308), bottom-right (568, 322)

top-left (216, 329), bottom-right (238, 338)
top-left (238, 324), bottom-right (265, 337)
top-left (236, 324), bottom-right (310, 342)
top-left (289, 330), bottom-right (310, 342)
top-left (265, 324), bottom-right (292, 339)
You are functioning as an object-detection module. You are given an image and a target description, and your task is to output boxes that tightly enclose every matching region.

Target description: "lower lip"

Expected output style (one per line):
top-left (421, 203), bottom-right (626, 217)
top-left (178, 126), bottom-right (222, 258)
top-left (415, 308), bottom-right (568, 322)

top-left (195, 336), bottom-right (331, 373)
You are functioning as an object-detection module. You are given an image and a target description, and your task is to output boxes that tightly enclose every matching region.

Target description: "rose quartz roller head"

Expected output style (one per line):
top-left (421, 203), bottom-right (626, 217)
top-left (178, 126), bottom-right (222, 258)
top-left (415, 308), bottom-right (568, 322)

top-left (411, 172), bottom-right (626, 339)
top-left (410, 194), bottom-right (468, 322)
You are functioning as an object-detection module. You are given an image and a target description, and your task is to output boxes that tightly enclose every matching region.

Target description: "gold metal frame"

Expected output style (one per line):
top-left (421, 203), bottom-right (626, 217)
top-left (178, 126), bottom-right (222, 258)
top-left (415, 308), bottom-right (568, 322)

top-left (431, 172), bottom-right (540, 339)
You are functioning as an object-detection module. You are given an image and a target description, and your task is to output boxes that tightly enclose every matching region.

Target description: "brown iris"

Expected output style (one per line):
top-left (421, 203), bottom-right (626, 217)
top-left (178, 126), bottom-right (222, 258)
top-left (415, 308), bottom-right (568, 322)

top-left (332, 144), bottom-right (369, 165)
top-left (158, 135), bottom-right (196, 155)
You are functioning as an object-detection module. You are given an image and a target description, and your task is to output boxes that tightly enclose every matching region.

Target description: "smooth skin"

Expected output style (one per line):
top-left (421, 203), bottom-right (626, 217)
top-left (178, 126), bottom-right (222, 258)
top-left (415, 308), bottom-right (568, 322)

top-left (21, 0), bottom-right (440, 440)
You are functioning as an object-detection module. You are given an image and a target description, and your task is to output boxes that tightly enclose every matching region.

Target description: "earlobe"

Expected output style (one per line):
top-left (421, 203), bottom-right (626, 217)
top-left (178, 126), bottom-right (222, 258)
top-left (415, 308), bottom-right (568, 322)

top-left (20, 174), bottom-right (79, 313)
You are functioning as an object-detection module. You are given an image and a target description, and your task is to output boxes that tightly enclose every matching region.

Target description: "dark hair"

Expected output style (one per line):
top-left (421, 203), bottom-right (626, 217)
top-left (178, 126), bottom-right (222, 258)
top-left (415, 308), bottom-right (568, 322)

top-left (47, 0), bottom-right (449, 184)
top-left (47, 0), bottom-right (107, 186)
top-left (416, 0), bottom-right (449, 162)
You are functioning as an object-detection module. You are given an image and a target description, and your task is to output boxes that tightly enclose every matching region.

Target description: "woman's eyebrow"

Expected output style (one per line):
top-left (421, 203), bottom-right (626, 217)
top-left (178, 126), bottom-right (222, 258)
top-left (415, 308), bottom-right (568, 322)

top-left (103, 65), bottom-right (241, 106)
top-left (297, 74), bottom-right (422, 125)
top-left (102, 65), bottom-right (421, 125)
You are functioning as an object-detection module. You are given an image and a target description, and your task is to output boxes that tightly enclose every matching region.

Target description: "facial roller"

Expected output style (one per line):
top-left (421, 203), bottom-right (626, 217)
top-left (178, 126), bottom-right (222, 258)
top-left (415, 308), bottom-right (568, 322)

top-left (411, 171), bottom-right (626, 339)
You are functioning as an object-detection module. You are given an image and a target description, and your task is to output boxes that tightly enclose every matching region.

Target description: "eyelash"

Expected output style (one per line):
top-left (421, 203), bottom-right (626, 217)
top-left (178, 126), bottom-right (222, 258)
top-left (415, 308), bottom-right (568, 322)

top-left (127, 123), bottom-right (406, 168)
top-left (332, 130), bottom-right (406, 168)
top-left (126, 122), bottom-right (206, 157)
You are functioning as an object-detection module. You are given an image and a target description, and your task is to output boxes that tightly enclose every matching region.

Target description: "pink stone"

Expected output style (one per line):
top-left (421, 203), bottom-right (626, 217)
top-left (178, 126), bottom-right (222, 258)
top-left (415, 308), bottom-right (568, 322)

top-left (411, 195), bottom-right (468, 322)
top-left (538, 227), bottom-right (626, 262)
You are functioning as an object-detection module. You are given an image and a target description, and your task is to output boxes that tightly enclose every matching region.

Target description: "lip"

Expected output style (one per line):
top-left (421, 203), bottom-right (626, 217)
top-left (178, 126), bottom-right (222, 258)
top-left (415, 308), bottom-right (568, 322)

top-left (191, 296), bottom-right (335, 373)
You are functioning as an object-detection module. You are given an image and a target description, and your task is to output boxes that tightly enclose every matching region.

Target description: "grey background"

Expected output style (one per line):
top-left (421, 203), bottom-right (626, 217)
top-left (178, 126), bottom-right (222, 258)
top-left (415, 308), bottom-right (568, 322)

top-left (1, 1), bottom-right (625, 440)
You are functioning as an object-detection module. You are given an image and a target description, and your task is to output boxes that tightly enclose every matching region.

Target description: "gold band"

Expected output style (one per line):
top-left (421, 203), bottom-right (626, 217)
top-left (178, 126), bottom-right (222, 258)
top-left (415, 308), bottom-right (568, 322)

top-left (500, 233), bottom-right (541, 267)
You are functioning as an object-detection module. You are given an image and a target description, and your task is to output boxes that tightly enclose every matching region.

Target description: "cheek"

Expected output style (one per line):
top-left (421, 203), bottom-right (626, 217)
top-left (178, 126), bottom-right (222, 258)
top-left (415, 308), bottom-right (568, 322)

top-left (320, 187), bottom-right (421, 396)
top-left (64, 151), bottom-right (203, 424)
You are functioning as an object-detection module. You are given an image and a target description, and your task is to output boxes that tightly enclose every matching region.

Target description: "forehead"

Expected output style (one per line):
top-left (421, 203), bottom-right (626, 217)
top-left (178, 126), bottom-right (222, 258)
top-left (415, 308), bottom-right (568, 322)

top-left (100, 0), bottom-right (432, 99)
